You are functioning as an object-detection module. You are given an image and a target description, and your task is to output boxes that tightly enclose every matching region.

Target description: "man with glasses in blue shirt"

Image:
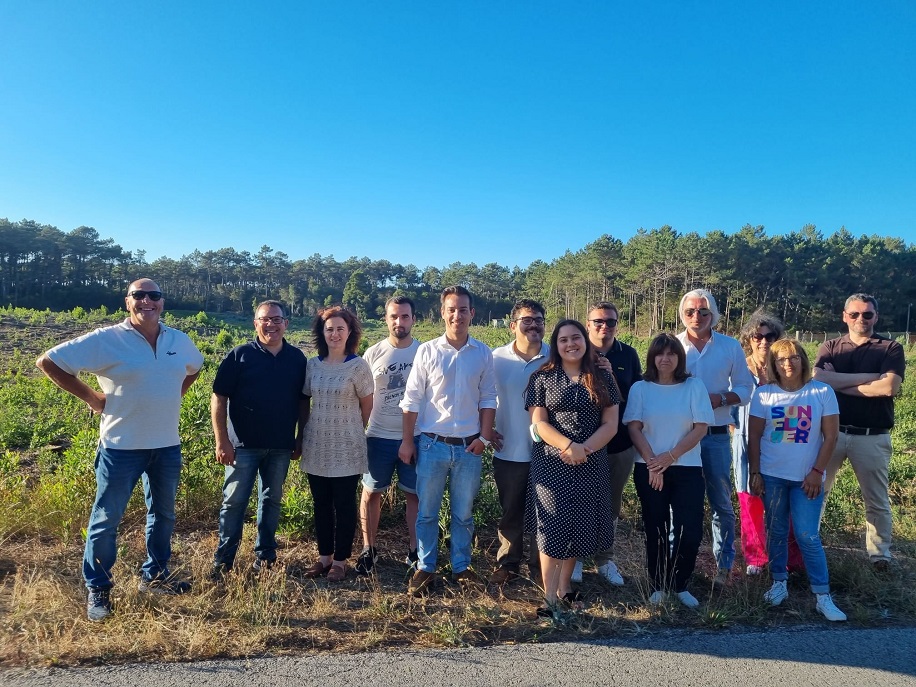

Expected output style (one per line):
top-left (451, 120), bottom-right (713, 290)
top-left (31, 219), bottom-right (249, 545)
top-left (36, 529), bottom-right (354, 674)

top-left (676, 288), bottom-right (754, 587)
top-left (37, 278), bottom-right (203, 621)
top-left (814, 293), bottom-right (904, 570)
top-left (210, 300), bottom-right (308, 580)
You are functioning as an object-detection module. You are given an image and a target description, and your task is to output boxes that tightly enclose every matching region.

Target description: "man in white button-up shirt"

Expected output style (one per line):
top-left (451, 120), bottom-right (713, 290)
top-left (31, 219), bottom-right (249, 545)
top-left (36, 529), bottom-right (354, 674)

top-left (676, 288), bottom-right (754, 587)
top-left (399, 286), bottom-right (498, 594)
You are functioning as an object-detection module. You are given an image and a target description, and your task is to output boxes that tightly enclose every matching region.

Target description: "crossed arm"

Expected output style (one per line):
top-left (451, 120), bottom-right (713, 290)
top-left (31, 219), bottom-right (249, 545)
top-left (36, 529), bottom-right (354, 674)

top-left (813, 363), bottom-right (902, 398)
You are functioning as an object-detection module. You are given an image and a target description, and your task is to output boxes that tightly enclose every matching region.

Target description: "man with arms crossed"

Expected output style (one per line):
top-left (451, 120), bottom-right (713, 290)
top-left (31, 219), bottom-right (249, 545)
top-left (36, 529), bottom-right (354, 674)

top-left (570, 301), bottom-right (643, 585)
top-left (36, 278), bottom-right (203, 621)
top-left (814, 293), bottom-right (904, 570)
top-left (488, 299), bottom-right (549, 585)
top-left (400, 286), bottom-right (498, 594)
top-left (210, 300), bottom-right (308, 579)
top-left (676, 288), bottom-right (754, 586)
top-left (355, 295), bottom-right (422, 575)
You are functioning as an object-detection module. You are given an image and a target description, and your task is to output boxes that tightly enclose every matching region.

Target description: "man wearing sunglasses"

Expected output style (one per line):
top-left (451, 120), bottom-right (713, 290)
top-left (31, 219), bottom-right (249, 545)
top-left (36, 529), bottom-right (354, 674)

top-left (676, 288), bottom-right (755, 587)
top-left (36, 278), bottom-right (204, 621)
top-left (210, 300), bottom-right (308, 580)
top-left (813, 293), bottom-right (905, 570)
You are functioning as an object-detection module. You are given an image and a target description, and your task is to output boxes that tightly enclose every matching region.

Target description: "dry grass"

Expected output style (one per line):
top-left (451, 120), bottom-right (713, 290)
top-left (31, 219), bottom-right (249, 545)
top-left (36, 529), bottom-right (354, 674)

top-left (1, 506), bottom-right (914, 668)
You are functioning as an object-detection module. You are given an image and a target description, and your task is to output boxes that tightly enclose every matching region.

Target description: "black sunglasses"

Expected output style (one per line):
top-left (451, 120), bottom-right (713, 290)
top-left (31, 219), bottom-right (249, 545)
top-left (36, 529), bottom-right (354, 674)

top-left (684, 308), bottom-right (711, 318)
top-left (129, 290), bottom-right (163, 301)
top-left (751, 332), bottom-right (778, 343)
top-left (846, 311), bottom-right (875, 321)
top-left (589, 318), bottom-right (618, 328)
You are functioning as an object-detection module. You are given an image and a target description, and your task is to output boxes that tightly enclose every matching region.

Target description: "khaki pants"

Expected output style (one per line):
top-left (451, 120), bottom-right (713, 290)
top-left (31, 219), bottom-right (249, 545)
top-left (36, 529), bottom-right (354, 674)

top-left (823, 431), bottom-right (893, 561)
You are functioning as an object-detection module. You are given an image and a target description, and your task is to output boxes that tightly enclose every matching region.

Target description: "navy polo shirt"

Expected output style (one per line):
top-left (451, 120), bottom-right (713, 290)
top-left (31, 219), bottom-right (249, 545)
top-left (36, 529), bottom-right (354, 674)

top-left (212, 339), bottom-right (308, 450)
top-left (600, 338), bottom-right (643, 453)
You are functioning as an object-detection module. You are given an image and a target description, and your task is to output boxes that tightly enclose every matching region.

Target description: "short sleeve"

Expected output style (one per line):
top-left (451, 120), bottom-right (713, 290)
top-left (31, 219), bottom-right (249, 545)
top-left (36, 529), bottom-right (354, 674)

top-left (621, 381), bottom-right (643, 424)
top-left (302, 360), bottom-right (314, 396)
top-left (749, 386), bottom-right (765, 419)
top-left (813, 341), bottom-right (832, 369)
top-left (884, 341), bottom-right (906, 378)
top-left (212, 349), bottom-right (239, 397)
top-left (603, 369), bottom-right (622, 406)
top-left (353, 358), bottom-right (375, 398)
top-left (821, 383), bottom-right (840, 416)
top-left (525, 371), bottom-right (547, 410)
top-left (689, 378), bottom-right (716, 425)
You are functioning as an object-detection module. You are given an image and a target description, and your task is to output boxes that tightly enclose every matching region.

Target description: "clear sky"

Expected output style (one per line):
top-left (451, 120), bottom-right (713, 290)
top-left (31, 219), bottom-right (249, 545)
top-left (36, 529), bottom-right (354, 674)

top-left (2, 2), bottom-right (914, 269)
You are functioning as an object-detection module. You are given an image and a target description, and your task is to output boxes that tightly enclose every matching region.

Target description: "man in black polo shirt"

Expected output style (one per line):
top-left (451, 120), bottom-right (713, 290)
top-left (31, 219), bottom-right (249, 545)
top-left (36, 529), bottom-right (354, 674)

top-left (814, 293), bottom-right (905, 569)
top-left (211, 300), bottom-right (308, 577)
top-left (570, 301), bottom-right (642, 586)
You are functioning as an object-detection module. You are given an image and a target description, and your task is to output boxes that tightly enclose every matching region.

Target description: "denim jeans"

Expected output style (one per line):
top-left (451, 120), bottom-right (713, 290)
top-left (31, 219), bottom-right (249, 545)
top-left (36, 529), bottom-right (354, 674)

top-left (83, 444), bottom-right (182, 590)
top-left (214, 448), bottom-right (291, 569)
top-left (700, 433), bottom-right (736, 570)
top-left (415, 434), bottom-right (482, 574)
top-left (762, 474), bottom-right (830, 593)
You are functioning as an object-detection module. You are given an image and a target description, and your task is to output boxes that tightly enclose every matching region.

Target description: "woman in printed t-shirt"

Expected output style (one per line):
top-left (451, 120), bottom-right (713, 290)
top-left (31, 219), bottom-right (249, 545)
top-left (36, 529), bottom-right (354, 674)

top-left (748, 339), bottom-right (846, 621)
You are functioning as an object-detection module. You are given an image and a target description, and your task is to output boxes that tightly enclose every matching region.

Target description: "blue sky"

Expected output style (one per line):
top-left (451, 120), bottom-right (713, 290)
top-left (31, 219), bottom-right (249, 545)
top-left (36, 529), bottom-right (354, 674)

top-left (2, 2), bottom-right (914, 269)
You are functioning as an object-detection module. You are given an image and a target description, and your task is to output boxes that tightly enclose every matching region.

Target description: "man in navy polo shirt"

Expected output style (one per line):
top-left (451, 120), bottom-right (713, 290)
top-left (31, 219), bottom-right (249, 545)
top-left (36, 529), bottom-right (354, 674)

top-left (211, 300), bottom-right (308, 578)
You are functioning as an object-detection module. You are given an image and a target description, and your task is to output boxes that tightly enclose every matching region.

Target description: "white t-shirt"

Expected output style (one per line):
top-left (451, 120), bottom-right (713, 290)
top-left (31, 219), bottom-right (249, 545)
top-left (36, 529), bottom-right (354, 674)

top-left (362, 338), bottom-right (421, 439)
top-left (492, 341), bottom-right (549, 463)
top-left (749, 380), bottom-right (839, 481)
top-left (622, 377), bottom-right (715, 467)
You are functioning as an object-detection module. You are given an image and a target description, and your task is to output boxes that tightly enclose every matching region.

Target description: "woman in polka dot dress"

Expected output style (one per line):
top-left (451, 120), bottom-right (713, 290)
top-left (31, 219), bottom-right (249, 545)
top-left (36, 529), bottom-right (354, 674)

top-left (525, 319), bottom-right (621, 618)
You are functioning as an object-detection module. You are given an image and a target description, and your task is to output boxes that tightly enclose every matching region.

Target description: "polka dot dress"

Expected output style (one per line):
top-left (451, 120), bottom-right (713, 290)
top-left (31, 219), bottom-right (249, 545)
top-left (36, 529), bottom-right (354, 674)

top-left (525, 367), bottom-right (621, 559)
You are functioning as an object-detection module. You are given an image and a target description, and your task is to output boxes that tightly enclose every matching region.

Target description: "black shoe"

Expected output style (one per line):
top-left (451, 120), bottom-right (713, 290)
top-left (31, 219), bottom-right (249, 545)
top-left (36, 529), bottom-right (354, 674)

top-left (355, 546), bottom-right (378, 576)
top-left (138, 575), bottom-right (192, 595)
top-left (210, 563), bottom-right (230, 583)
top-left (405, 548), bottom-right (419, 570)
top-left (87, 588), bottom-right (112, 622)
top-left (252, 558), bottom-right (274, 573)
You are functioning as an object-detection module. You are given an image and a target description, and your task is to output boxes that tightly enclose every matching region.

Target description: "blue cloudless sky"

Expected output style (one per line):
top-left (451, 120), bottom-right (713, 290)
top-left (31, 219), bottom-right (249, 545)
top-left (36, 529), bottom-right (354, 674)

top-left (2, 1), bottom-right (914, 269)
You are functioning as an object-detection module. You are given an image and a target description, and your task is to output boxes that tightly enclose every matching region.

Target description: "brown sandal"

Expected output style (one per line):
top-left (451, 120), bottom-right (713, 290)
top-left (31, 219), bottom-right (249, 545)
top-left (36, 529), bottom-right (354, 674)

top-left (327, 563), bottom-right (348, 582)
top-left (304, 561), bottom-right (332, 579)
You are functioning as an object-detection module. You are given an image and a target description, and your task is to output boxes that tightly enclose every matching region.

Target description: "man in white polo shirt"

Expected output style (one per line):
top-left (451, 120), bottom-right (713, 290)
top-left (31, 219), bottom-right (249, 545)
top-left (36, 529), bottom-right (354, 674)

top-left (488, 299), bottom-right (549, 585)
top-left (37, 278), bottom-right (203, 621)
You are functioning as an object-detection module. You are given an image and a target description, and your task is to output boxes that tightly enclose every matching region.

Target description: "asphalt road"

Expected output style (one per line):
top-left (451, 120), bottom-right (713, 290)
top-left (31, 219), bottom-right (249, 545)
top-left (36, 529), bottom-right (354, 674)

top-left (4, 626), bottom-right (915, 686)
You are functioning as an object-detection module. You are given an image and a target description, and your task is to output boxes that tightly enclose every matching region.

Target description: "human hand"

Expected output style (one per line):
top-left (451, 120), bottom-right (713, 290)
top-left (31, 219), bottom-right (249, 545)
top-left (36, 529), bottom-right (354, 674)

top-left (215, 442), bottom-right (235, 466)
top-left (398, 440), bottom-right (416, 465)
top-left (466, 438), bottom-right (485, 455)
top-left (648, 469), bottom-right (664, 491)
top-left (87, 391), bottom-right (106, 414)
top-left (595, 356), bottom-right (612, 372)
top-left (750, 473), bottom-right (765, 497)
top-left (491, 431), bottom-right (504, 452)
top-left (803, 470), bottom-right (823, 499)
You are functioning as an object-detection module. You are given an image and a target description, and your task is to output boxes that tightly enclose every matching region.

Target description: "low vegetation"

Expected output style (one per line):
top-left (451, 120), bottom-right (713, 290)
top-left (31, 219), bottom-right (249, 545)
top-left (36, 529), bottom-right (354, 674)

top-left (0, 307), bottom-right (913, 667)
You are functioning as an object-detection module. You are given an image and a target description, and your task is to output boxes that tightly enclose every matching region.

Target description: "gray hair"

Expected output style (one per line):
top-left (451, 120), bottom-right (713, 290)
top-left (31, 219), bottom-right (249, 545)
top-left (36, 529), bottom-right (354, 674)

top-left (679, 288), bottom-right (721, 328)
top-left (737, 309), bottom-right (785, 354)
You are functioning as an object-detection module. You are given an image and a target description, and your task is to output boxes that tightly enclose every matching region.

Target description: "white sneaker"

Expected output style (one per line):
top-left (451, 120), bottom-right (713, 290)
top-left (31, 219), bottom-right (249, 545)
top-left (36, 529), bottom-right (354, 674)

top-left (648, 590), bottom-right (668, 605)
top-left (676, 590), bottom-right (700, 608)
top-left (816, 594), bottom-right (847, 622)
top-left (570, 560), bottom-right (583, 583)
top-left (746, 565), bottom-right (763, 576)
top-left (597, 560), bottom-right (625, 586)
top-left (763, 580), bottom-right (789, 606)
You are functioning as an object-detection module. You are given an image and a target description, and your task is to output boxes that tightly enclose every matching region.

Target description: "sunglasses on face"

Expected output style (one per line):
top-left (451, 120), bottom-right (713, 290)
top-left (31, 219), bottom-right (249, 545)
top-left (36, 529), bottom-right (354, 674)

top-left (751, 332), bottom-right (778, 343)
top-left (683, 308), bottom-right (711, 318)
top-left (514, 316), bottom-right (545, 326)
top-left (129, 290), bottom-right (163, 301)
top-left (846, 311), bottom-right (876, 320)
top-left (589, 318), bottom-right (618, 328)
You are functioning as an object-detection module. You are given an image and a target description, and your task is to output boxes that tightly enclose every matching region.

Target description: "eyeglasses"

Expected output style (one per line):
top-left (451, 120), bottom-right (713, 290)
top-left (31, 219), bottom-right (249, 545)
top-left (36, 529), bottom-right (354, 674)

top-left (846, 311), bottom-right (876, 321)
top-left (256, 316), bottom-right (287, 325)
top-left (751, 332), bottom-right (778, 343)
top-left (589, 318), bottom-right (618, 328)
top-left (684, 308), bottom-right (711, 318)
top-left (129, 290), bottom-right (163, 301)
top-left (775, 355), bottom-right (802, 366)
top-left (514, 316), bottom-right (545, 326)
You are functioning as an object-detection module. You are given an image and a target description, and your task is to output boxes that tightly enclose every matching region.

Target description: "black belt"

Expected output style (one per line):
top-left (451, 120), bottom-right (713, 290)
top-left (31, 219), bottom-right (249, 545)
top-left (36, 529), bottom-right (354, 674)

top-left (423, 432), bottom-right (480, 447)
top-left (707, 426), bottom-right (729, 435)
top-left (839, 425), bottom-right (889, 436)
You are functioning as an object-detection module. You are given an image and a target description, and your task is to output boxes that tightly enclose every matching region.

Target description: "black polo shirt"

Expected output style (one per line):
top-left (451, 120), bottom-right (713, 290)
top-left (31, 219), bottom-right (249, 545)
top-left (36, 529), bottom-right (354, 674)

top-left (599, 338), bottom-right (643, 453)
top-left (814, 333), bottom-right (905, 429)
top-left (213, 339), bottom-right (308, 450)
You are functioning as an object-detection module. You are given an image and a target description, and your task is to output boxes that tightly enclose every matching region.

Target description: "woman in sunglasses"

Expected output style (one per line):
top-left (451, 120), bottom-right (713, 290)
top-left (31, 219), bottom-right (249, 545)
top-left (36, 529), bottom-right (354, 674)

top-left (747, 340), bottom-right (846, 621)
top-left (731, 310), bottom-right (803, 576)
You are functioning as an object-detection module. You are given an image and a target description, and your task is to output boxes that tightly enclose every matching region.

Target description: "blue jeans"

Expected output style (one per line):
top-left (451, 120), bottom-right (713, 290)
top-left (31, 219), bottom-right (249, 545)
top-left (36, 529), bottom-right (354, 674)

top-left (214, 448), bottom-right (291, 568)
top-left (363, 437), bottom-right (418, 493)
top-left (83, 445), bottom-right (182, 590)
top-left (700, 433), bottom-right (736, 570)
top-left (762, 474), bottom-right (830, 593)
top-left (415, 435), bottom-right (482, 574)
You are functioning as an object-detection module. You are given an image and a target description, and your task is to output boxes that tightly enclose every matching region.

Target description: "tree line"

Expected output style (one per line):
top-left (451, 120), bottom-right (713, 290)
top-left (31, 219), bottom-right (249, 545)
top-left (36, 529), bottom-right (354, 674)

top-left (2, 217), bottom-right (914, 334)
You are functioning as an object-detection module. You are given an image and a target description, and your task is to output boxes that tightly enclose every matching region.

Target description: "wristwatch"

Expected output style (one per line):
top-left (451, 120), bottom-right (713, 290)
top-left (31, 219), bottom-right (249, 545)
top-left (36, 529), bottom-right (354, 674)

top-left (719, 393), bottom-right (729, 408)
top-left (479, 436), bottom-right (492, 448)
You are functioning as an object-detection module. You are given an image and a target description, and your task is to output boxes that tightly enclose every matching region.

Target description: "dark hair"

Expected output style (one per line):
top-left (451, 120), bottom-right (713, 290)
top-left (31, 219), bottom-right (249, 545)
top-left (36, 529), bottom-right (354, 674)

top-left (738, 309), bottom-right (785, 355)
top-left (255, 299), bottom-right (288, 318)
top-left (385, 295), bottom-right (416, 316)
top-left (313, 305), bottom-right (362, 357)
top-left (588, 301), bottom-right (619, 318)
top-left (441, 285), bottom-right (474, 309)
top-left (845, 292), bottom-right (878, 312)
top-left (643, 333), bottom-right (691, 383)
top-left (766, 339), bottom-right (812, 385)
top-left (510, 298), bottom-right (545, 320)
top-left (540, 319), bottom-right (612, 407)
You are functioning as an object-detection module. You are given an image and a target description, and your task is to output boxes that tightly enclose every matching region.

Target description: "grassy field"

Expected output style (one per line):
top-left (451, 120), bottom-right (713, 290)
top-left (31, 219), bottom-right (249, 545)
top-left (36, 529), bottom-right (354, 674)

top-left (0, 305), bottom-right (914, 667)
